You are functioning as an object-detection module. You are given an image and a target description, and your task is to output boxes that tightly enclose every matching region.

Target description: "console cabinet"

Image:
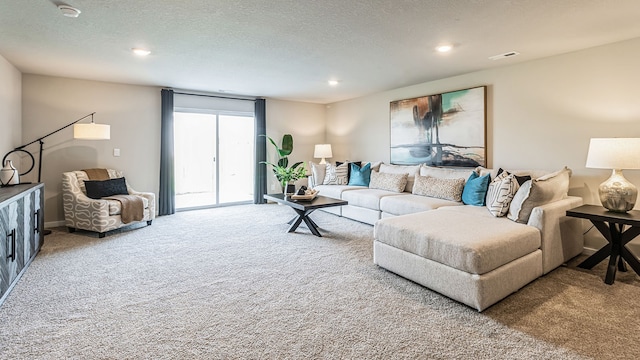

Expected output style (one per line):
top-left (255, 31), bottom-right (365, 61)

top-left (0, 183), bottom-right (44, 305)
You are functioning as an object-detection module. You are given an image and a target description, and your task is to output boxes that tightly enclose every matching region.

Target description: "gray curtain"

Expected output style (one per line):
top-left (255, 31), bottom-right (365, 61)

top-left (159, 89), bottom-right (175, 215)
top-left (254, 98), bottom-right (267, 204)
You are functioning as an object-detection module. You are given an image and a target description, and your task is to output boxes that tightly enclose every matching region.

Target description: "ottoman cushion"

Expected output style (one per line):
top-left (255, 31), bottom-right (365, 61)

top-left (374, 208), bottom-right (541, 274)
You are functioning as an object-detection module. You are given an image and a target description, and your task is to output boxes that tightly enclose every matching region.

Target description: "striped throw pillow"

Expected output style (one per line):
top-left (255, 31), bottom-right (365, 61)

top-left (485, 173), bottom-right (520, 217)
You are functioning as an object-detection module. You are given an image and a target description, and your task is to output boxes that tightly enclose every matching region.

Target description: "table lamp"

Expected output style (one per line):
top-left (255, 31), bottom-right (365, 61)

top-left (314, 144), bottom-right (333, 165)
top-left (585, 138), bottom-right (640, 212)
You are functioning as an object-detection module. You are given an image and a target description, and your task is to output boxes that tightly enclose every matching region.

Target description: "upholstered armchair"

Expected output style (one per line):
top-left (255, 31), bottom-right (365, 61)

top-left (62, 169), bottom-right (156, 237)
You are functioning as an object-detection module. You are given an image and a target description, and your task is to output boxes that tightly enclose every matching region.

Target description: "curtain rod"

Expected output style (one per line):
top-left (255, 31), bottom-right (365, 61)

top-left (172, 91), bottom-right (258, 102)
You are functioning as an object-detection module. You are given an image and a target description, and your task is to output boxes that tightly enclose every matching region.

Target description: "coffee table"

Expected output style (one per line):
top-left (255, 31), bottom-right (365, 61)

top-left (263, 193), bottom-right (347, 237)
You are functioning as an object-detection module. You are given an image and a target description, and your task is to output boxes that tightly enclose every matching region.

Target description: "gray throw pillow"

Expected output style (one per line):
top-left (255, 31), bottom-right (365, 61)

top-left (412, 175), bottom-right (465, 202)
top-left (369, 171), bottom-right (408, 193)
top-left (507, 167), bottom-right (571, 223)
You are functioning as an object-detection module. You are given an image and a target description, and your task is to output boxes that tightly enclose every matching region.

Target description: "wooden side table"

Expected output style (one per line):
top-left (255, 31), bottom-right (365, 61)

top-left (566, 205), bottom-right (640, 284)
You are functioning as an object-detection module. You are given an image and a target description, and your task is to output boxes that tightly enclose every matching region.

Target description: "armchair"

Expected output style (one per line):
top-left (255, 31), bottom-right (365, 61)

top-left (62, 169), bottom-right (156, 237)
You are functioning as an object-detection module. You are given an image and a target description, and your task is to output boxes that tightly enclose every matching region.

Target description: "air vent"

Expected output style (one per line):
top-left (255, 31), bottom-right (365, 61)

top-left (488, 51), bottom-right (520, 60)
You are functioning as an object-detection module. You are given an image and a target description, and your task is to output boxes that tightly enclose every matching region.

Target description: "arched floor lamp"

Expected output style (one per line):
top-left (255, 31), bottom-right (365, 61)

top-left (2, 112), bottom-right (110, 183)
top-left (2, 112), bottom-right (110, 234)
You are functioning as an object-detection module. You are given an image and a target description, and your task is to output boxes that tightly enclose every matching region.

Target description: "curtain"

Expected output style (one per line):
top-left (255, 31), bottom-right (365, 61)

top-left (254, 98), bottom-right (267, 204)
top-left (159, 89), bottom-right (175, 215)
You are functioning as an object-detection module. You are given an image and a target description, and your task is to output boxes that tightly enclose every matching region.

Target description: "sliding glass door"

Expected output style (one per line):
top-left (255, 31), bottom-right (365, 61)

top-left (174, 111), bottom-right (254, 210)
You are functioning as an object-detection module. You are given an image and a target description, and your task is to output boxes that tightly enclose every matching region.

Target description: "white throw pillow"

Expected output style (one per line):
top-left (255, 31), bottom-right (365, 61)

top-left (369, 171), bottom-right (407, 193)
top-left (379, 163), bottom-right (420, 192)
top-left (412, 175), bottom-right (465, 202)
top-left (323, 162), bottom-right (349, 185)
top-left (485, 173), bottom-right (520, 217)
top-left (507, 166), bottom-right (571, 223)
top-left (308, 161), bottom-right (326, 187)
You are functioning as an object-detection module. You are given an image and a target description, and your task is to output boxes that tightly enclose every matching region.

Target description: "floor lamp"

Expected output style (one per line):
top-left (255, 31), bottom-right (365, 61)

top-left (2, 112), bottom-right (110, 234)
top-left (2, 112), bottom-right (110, 183)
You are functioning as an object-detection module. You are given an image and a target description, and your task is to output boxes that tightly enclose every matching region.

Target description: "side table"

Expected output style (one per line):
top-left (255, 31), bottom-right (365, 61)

top-left (566, 204), bottom-right (640, 284)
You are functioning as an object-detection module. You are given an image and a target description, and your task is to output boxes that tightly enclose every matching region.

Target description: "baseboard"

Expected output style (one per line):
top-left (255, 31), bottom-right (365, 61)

top-left (45, 220), bottom-right (65, 229)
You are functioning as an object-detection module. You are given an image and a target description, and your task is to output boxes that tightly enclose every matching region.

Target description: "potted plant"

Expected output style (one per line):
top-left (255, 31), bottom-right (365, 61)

top-left (262, 134), bottom-right (306, 194)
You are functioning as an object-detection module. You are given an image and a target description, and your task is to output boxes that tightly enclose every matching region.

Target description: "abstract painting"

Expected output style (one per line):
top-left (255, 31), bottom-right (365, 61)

top-left (390, 86), bottom-right (486, 167)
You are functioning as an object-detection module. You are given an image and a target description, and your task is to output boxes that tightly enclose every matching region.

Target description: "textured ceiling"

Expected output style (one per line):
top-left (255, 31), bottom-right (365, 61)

top-left (1, 0), bottom-right (640, 103)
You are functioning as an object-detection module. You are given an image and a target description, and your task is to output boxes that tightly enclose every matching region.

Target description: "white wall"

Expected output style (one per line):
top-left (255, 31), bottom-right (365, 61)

top-left (0, 54), bottom-right (21, 158)
top-left (22, 75), bottom-right (162, 224)
top-left (265, 98), bottom-right (326, 191)
top-left (326, 37), bottom-right (640, 250)
top-left (20, 75), bottom-right (326, 223)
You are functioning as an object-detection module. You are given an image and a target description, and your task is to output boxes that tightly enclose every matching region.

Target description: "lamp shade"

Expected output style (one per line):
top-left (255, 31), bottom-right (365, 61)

top-left (314, 144), bottom-right (333, 159)
top-left (73, 123), bottom-right (110, 140)
top-left (586, 138), bottom-right (640, 170)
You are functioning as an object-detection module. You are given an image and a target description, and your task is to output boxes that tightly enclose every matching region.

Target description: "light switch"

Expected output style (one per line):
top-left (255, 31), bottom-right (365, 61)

top-left (113, 148), bottom-right (120, 157)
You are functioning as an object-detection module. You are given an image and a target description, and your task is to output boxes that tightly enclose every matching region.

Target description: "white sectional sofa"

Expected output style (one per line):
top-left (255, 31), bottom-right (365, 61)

top-left (309, 162), bottom-right (583, 311)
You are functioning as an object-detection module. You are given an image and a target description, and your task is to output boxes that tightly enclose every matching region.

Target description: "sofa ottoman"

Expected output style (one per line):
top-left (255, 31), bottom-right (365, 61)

top-left (374, 206), bottom-right (543, 311)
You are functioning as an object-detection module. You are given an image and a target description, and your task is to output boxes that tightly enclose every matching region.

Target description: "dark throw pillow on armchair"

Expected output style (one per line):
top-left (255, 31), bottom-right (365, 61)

top-left (84, 177), bottom-right (129, 199)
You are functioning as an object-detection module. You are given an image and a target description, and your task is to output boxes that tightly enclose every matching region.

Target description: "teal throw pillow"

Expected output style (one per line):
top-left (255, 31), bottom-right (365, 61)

top-left (348, 162), bottom-right (371, 186)
top-left (461, 172), bottom-right (490, 206)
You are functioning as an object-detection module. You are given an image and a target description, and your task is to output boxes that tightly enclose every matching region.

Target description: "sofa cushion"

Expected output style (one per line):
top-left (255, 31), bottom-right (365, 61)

top-left (380, 194), bottom-right (462, 216)
top-left (369, 171), bottom-right (407, 193)
top-left (379, 163), bottom-right (420, 192)
top-left (342, 188), bottom-right (401, 210)
top-left (420, 165), bottom-right (475, 180)
top-left (461, 172), bottom-right (490, 206)
top-left (507, 166), bottom-right (571, 224)
top-left (485, 172), bottom-right (520, 217)
top-left (374, 207), bottom-right (541, 274)
top-left (314, 184), bottom-right (365, 200)
top-left (323, 162), bottom-right (349, 185)
top-left (412, 175), bottom-right (465, 202)
top-left (348, 162), bottom-right (371, 186)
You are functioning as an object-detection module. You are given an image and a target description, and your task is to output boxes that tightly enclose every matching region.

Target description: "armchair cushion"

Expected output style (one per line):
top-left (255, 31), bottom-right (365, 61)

top-left (84, 177), bottom-right (129, 199)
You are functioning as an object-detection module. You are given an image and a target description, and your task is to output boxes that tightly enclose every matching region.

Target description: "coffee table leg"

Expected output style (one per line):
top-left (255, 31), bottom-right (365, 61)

top-left (287, 210), bottom-right (305, 233)
top-left (287, 209), bottom-right (322, 236)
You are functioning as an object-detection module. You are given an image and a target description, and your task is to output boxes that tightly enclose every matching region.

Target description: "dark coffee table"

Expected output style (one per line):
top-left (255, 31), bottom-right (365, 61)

top-left (264, 193), bottom-right (347, 237)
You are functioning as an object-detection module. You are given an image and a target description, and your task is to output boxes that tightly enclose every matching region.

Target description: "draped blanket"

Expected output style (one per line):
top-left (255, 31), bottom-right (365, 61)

top-left (104, 195), bottom-right (145, 224)
top-left (83, 168), bottom-right (110, 180)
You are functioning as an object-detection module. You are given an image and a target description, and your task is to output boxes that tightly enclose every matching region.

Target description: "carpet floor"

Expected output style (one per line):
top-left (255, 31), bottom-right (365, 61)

top-left (0, 204), bottom-right (639, 359)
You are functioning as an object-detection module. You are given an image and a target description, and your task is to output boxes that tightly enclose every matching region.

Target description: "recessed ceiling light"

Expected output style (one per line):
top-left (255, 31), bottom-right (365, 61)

top-left (132, 48), bottom-right (151, 56)
top-left (328, 80), bottom-right (340, 86)
top-left (436, 44), bottom-right (453, 53)
top-left (58, 5), bottom-right (81, 18)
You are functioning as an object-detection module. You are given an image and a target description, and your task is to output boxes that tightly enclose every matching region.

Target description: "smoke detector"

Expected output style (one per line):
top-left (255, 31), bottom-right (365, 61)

top-left (58, 5), bottom-right (81, 18)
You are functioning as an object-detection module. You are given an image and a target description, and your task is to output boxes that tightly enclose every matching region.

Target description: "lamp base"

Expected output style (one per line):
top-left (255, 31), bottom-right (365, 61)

top-left (599, 169), bottom-right (637, 212)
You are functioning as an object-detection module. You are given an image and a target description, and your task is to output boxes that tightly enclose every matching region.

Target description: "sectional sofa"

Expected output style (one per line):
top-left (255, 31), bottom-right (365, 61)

top-left (309, 162), bottom-right (583, 311)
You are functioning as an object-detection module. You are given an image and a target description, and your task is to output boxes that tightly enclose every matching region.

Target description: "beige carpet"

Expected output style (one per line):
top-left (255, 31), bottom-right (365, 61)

top-left (0, 204), bottom-right (639, 359)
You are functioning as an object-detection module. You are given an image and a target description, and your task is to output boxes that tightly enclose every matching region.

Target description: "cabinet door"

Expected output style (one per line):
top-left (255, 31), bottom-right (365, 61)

top-left (23, 188), bottom-right (42, 263)
top-left (0, 201), bottom-right (19, 297)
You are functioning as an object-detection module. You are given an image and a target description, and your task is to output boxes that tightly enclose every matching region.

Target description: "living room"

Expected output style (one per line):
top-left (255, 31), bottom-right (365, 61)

top-left (1, 1), bottom-right (640, 358)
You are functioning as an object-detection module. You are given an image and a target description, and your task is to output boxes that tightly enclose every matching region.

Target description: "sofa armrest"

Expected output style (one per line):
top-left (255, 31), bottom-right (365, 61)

top-left (527, 196), bottom-right (584, 274)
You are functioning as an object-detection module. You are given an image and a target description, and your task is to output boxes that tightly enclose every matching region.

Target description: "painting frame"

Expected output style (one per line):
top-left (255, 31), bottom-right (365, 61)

top-left (389, 86), bottom-right (487, 167)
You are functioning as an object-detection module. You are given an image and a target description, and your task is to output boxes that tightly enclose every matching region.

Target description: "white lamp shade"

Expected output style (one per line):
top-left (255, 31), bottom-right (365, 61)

top-left (73, 123), bottom-right (110, 140)
top-left (314, 144), bottom-right (333, 159)
top-left (586, 138), bottom-right (640, 170)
